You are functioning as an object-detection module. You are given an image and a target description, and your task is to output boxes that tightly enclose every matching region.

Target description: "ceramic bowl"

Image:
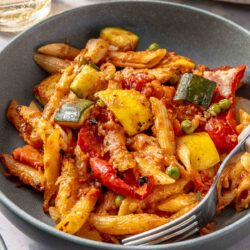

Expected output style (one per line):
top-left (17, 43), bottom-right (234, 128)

top-left (0, 1), bottom-right (250, 250)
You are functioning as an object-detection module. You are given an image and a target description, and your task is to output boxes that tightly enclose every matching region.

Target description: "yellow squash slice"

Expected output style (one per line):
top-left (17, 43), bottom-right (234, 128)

top-left (96, 89), bottom-right (152, 136)
top-left (177, 132), bottom-right (220, 171)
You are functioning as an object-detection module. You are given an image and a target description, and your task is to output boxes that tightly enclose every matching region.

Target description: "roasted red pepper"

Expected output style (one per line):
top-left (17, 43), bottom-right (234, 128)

top-left (89, 157), bottom-right (154, 200)
top-left (122, 73), bottom-right (154, 92)
top-left (204, 64), bottom-right (246, 103)
top-left (77, 121), bottom-right (103, 157)
top-left (203, 65), bottom-right (246, 152)
top-left (205, 112), bottom-right (238, 152)
top-left (12, 145), bottom-right (43, 170)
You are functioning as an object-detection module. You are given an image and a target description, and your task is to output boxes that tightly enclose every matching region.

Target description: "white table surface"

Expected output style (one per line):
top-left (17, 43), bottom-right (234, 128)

top-left (0, 0), bottom-right (250, 249)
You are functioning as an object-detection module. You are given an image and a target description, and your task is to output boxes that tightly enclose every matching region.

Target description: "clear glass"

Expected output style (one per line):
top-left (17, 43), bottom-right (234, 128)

top-left (0, 0), bottom-right (51, 32)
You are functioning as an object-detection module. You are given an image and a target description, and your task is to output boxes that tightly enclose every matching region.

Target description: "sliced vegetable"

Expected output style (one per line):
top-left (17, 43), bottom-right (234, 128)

top-left (70, 64), bottom-right (107, 100)
top-left (12, 145), bottom-right (43, 170)
top-left (177, 132), bottom-right (220, 171)
top-left (96, 89), bottom-right (152, 136)
top-left (122, 73), bottom-right (154, 92)
top-left (100, 27), bottom-right (139, 51)
top-left (174, 73), bottom-right (216, 108)
top-left (148, 43), bottom-right (160, 51)
top-left (203, 64), bottom-right (246, 101)
top-left (89, 158), bottom-right (154, 200)
top-left (77, 121), bottom-right (104, 158)
top-left (204, 112), bottom-right (238, 152)
top-left (54, 99), bottom-right (94, 128)
top-left (89, 62), bottom-right (100, 71)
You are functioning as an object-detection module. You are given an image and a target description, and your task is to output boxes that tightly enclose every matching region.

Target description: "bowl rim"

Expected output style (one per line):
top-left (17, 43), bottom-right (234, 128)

top-left (0, 0), bottom-right (250, 249)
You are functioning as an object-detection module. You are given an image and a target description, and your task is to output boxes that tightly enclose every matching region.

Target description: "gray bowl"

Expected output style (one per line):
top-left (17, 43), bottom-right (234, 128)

top-left (0, 1), bottom-right (250, 250)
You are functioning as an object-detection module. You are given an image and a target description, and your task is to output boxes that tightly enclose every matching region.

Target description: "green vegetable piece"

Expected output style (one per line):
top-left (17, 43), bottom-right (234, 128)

top-left (174, 73), bottom-right (216, 108)
top-left (181, 119), bottom-right (195, 134)
top-left (115, 195), bottom-right (124, 208)
top-left (166, 165), bottom-right (180, 180)
top-left (54, 99), bottom-right (94, 127)
top-left (218, 99), bottom-right (231, 110)
top-left (89, 61), bottom-right (100, 71)
top-left (148, 43), bottom-right (160, 51)
top-left (209, 103), bottom-right (221, 116)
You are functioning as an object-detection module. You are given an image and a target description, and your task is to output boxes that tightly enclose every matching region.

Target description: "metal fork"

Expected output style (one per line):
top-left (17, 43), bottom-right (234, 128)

top-left (122, 125), bottom-right (250, 246)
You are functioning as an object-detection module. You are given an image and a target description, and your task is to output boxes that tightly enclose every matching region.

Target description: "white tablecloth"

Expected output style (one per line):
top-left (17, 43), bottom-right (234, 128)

top-left (0, 1), bottom-right (250, 249)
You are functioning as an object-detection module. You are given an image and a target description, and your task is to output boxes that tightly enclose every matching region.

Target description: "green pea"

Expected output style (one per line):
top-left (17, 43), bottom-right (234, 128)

top-left (209, 103), bottom-right (221, 116)
top-left (166, 165), bottom-right (180, 180)
top-left (148, 43), bottom-right (160, 51)
top-left (181, 119), bottom-right (195, 134)
top-left (218, 99), bottom-right (231, 110)
top-left (115, 195), bottom-right (124, 208)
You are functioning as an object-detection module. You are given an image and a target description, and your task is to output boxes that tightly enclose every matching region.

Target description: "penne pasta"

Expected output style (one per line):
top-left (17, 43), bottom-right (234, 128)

top-left (150, 97), bottom-right (176, 156)
top-left (135, 157), bottom-right (175, 185)
top-left (34, 54), bottom-right (70, 73)
top-left (6, 100), bottom-right (42, 148)
top-left (42, 64), bottom-right (76, 120)
top-left (89, 213), bottom-right (168, 235)
top-left (56, 187), bottom-right (100, 234)
top-left (157, 193), bottom-right (197, 212)
top-left (84, 39), bottom-right (109, 64)
top-left (107, 49), bottom-right (167, 69)
top-left (0, 154), bottom-right (44, 191)
top-left (38, 43), bottom-right (80, 60)
top-left (43, 128), bottom-right (61, 211)
top-left (55, 158), bottom-right (79, 218)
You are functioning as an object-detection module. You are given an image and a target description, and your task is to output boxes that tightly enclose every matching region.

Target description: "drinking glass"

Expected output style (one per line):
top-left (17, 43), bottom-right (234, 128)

top-left (0, 0), bottom-right (51, 32)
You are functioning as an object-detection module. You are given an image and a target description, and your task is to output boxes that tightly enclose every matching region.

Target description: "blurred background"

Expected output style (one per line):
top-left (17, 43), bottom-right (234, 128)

top-left (0, 0), bottom-right (250, 47)
top-left (0, 0), bottom-right (249, 250)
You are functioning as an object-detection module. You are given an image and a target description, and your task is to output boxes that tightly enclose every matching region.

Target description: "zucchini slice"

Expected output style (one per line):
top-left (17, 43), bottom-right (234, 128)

top-left (54, 99), bottom-right (94, 128)
top-left (174, 73), bottom-right (216, 108)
